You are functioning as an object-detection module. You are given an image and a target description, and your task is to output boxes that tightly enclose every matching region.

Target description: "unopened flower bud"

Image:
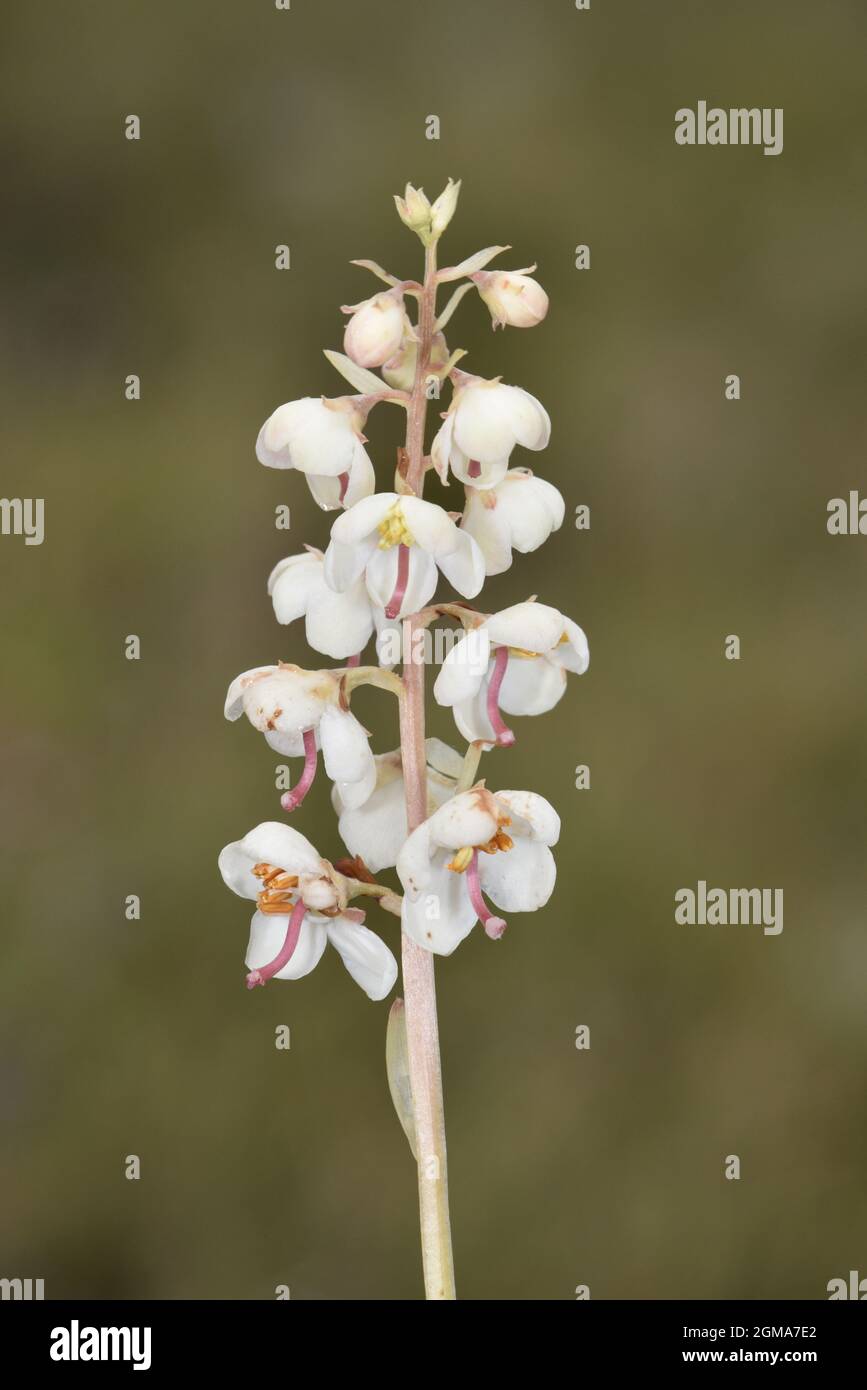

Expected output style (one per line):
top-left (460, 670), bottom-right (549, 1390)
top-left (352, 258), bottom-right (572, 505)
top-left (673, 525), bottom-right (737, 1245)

top-left (430, 178), bottom-right (461, 237)
top-left (343, 290), bottom-right (406, 368)
top-left (394, 183), bottom-right (432, 235)
top-left (471, 266), bottom-right (549, 330)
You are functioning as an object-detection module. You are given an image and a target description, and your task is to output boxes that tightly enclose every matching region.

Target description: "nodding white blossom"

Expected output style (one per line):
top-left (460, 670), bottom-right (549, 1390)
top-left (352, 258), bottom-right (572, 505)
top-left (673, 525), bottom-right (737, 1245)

top-left (396, 786), bottom-right (559, 955)
top-left (324, 492), bottom-right (484, 621)
top-left (332, 738), bottom-right (464, 873)
top-left (471, 266), bottom-right (549, 330)
top-left (219, 821), bottom-right (397, 997)
top-left (268, 548), bottom-right (375, 662)
top-left (433, 602), bottom-right (589, 747)
top-left (343, 290), bottom-right (407, 369)
top-left (460, 467), bottom-right (565, 575)
top-left (225, 664), bottom-right (375, 811)
top-left (256, 396), bottom-right (375, 511)
top-left (431, 370), bottom-right (550, 490)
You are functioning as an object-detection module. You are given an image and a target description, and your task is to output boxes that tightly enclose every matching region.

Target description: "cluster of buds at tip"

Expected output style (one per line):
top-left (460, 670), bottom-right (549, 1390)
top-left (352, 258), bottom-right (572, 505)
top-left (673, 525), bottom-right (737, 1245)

top-left (394, 178), bottom-right (461, 244)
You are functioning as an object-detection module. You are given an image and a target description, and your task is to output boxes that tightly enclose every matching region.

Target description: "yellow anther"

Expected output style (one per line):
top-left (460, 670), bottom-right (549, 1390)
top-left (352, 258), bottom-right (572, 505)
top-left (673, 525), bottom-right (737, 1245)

top-left (377, 503), bottom-right (415, 550)
top-left (447, 846), bottom-right (474, 873)
top-left (507, 645), bottom-right (540, 660)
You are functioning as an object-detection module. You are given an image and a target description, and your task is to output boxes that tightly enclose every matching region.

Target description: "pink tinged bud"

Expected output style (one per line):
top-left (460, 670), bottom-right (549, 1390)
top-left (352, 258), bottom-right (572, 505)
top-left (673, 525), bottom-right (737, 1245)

top-left (246, 898), bottom-right (307, 989)
top-left (466, 851), bottom-right (507, 940)
top-left (343, 292), bottom-right (406, 369)
top-left (280, 728), bottom-right (319, 812)
top-left (486, 645), bottom-right (516, 746)
top-left (472, 269), bottom-right (549, 330)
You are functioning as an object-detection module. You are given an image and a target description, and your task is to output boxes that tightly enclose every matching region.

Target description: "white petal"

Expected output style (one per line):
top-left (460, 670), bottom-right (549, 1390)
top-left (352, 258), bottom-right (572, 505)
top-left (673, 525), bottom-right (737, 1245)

top-left (477, 839), bottom-right (556, 911)
top-left (326, 917), bottom-right (398, 1000)
top-left (424, 737), bottom-right (464, 781)
top-left (396, 818), bottom-right (434, 900)
top-left (336, 773), bottom-right (408, 873)
top-left (307, 441), bottom-right (376, 511)
top-left (330, 492), bottom-right (396, 546)
top-left (460, 494), bottom-right (514, 576)
top-left (240, 667), bottom-right (331, 737)
top-left (433, 627), bottom-right (490, 706)
top-left (400, 497), bottom-right (459, 556)
top-left (507, 387), bottom-right (551, 451)
top-left (219, 821), bottom-right (323, 898)
top-left (486, 602), bottom-right (564, 654)
top-left (319, 706), bottom-right (375, 807)
top-left (436, 529), bottom-right (485, 598)
top-left (453, 382), bottom-right (521, 462)
top-left (498, 655), bottom-right (567, 716)
top-left (400, 859), bottom-right (478, 955)
top-left (256, 398), bottom-right (355, 476)
top-left (245, 909), bottom-right (329, 980)
top-left (494, 790), bottom-right (561, 844)
top-left (268, 553), bottom-right (323, 626)
top-left (430, 413), bottom-right (455, 483)
top-left (323, 535), bottom-right (377, 592)
top-left (498, 471), bottom-right (564, 552)
top-left (452, 687), bottom-right (497, 745)
top-left (428, 790), bottom-right (499, 851)
top-left (549, 618), bottom-right (590, 674)
top-left (304, 577), bottom-right (374, 660)
top-left (224, 665), bottom-right (279, 720)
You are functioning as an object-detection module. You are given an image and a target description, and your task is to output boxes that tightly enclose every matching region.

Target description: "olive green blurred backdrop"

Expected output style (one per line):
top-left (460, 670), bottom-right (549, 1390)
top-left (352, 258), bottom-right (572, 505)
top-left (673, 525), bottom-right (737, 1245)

top-left (2, 0), bottom-right (866, 1299)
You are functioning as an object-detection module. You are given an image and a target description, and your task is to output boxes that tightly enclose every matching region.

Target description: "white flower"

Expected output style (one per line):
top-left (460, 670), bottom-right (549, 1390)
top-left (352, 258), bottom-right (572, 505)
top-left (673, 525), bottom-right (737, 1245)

top-left (382, 330), bottom-right (449, 393)
top-left (219, 821), bottom-right (397, 998)
top-left (430, 177), bottom-right (461, 236)
top-left (431, 370), bottom-right (550, 490)
top-left (396, 787), bottom-right (560, 955)
top-left (268, 548), bottom-right (375, 661)
top-left (343, 290), bottom-right (406, 369)
top-left (224, 663), bottom-right (376, 811)
top-left (460, 467), bottom-right (564, 575)
top-left (256, 396), bottom-right (375, 511)
top-left (324, 492), bottom-right (484, 620)
top-left (332, 738), bottom-right (464, 873)
top-left (433, 601), bottom-right (589, 747)
top-left (471, 266), bottom-right (549, 330)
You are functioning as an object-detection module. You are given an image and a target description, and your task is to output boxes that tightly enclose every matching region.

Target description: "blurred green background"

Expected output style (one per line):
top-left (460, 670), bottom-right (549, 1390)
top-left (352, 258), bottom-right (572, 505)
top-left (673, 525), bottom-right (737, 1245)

top-left (2, 0), bottom-right (866, 1300)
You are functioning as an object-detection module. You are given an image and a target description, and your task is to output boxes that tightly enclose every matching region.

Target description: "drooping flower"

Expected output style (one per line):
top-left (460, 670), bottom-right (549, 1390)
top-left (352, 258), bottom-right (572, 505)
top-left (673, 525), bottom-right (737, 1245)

top-left (433, 601), bottom-right (588, 747)
top-left (431, 370), bottom-right (550, 489)
top-left (224, 664), bottom-right (375, 811)
top-left (256, 396), bottom-right (375, 511)
top-left (323, 492), bottom-right (484, 621)
top-left (460, 467), bottom-right (564, 575)
top-left (471, 266), bottom-right (549, 330)
top-left (396, 787), bottom-right (560, 955)
top-left (343, 289), bottom-right (407, 369)
top-left (332, 738), bottom-right (464, 873)
top-left (219, 821), bottom-right (397, 997)
top-left (382, 329), bottom-right (450, 393)
top-left (268, 548), bottom-right (375, 662)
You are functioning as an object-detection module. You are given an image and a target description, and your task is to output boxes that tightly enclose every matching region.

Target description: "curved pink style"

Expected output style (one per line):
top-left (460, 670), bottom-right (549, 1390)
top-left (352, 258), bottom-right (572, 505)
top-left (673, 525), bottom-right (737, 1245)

top-left (466, 851), bottom-right (507, 940)
top-left (486, 644), bottom-right (515, 746)
top-left (280, 727), bottom-right (318, 812)
top-left (338, 471), bottom-right (350, 504)
top-left (385, 543), bottom-right (411, 620)
top-left (467, 459), bottom-right (481, 479)
top-left (246, 898), bottom-right (307, 989)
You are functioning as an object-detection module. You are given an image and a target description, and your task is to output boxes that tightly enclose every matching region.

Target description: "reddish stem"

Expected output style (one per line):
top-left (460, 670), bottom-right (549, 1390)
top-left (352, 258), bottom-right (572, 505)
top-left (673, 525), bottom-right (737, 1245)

top-left (466, 851), bottom-right (507, 939)
top-left (280, 728), bottom-right (318, 811)
top-left (385, 543), bottom-right (411, 620)
top-left (246, 898), bottom-right (307, 988)
top-left (486, 645), bottom-right (515, 746)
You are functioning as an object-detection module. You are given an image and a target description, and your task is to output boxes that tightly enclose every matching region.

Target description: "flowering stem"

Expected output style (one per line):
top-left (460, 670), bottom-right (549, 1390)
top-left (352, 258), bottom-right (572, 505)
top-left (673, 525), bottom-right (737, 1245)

top-left (398, 239), bottom-right (457, 1300)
